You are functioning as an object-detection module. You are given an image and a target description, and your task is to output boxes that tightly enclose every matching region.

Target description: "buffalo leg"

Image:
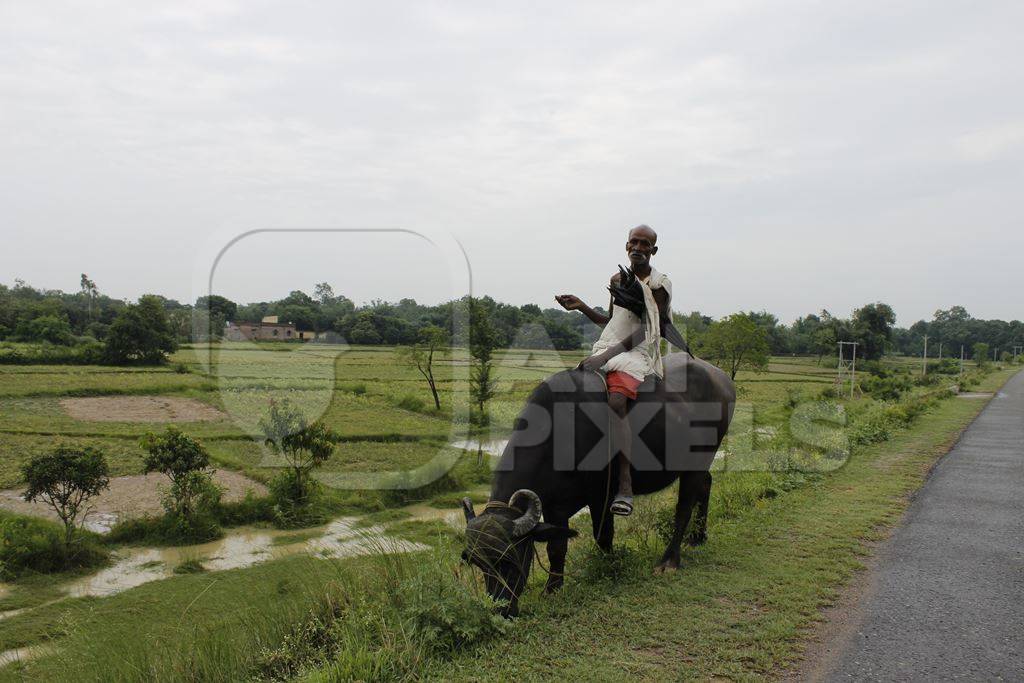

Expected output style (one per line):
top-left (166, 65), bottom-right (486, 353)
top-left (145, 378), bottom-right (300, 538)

top-left (590, 504), bottom-right (615, 552)
top-left (655, 473), bottom-right (702, 573)
top-left (686, 472), bottom-right (712, 546)
top-left (543, 512), bottom-right (570, 594)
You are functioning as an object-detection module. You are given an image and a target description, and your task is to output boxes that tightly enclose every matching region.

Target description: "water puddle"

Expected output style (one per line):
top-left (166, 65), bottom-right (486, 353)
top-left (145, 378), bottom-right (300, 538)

top-left (0, 645), bottom-right (48, 668)
top-left (64, 518), bottom-right (427, 599)
top-left (403, 503), bottom-right (464, 529)
top-left (449, 438), bottom-right (507, 457)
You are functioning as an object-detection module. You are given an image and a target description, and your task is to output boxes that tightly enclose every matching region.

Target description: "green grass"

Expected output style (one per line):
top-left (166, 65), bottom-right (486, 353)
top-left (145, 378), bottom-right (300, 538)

top-left (408, 368), bottom-right (1019, 681)
top-left (0, 343), bottom-right (1013, 680)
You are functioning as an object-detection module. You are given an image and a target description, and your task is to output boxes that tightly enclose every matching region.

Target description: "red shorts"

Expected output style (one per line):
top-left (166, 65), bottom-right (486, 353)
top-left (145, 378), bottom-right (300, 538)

top-left (606, 371), bottom-right (642, 400)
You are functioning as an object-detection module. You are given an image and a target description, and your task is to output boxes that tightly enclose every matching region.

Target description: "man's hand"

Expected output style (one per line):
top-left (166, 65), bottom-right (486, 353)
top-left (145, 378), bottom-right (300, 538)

top-left (576, 354), bottom-right (607, 372)
top-left (555, 294), bottom-right (584, 311)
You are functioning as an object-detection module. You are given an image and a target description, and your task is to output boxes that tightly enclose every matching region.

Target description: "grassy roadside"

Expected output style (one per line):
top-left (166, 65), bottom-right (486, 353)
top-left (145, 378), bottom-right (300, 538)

top-left (417, 367), bottom-right (1019, 681)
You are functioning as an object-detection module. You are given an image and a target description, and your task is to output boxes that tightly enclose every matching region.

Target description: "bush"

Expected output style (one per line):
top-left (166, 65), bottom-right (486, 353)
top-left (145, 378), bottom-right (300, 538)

top-left (215, 490), bottom-right (276, 526)
top-left (862, 374), bottom-right (912, 401)
top-left (140, 427), bottom-right (223, 542)
top-left (0, 340), bottom-right (105, 365)
top-left (269, 470), bottom-right (329, 529)
top-left (0, 513), bottom-right (108, 579)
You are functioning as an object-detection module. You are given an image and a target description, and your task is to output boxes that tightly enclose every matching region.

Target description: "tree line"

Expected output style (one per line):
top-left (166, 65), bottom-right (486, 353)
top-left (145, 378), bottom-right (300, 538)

top-left (1, 277), bottom-right (1020, 366)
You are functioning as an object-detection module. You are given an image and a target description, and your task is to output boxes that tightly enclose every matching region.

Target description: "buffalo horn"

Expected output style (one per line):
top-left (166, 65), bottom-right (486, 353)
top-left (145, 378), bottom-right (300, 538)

top-left (462, 497), bottom-right (476, 522)
top-left (509, 489), bottom-right (542, 537)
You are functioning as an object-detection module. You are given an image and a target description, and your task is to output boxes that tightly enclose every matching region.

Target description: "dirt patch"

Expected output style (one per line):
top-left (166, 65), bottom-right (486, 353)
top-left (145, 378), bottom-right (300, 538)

top-left (60, 396), bottom-right (225, 422)
top-left (0, 470), bottom-right (267, 532)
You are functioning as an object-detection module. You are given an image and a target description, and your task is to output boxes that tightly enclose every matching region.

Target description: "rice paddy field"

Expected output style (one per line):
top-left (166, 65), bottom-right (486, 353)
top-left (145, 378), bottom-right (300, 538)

top-left (0, 342), bottom-right (1007, 680)
top-left (0, 343), bottom-right (847, 491)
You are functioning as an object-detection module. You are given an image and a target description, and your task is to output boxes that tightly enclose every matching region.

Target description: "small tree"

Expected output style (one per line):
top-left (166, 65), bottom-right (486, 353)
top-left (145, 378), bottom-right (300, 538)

top-left (260, 400), bottom-right (336, 507)
top-left (106, 295), bottom-right (177, 365)
top-left (468, 298), bottom-right (498, 424)
top-left (973, 342), bottom-right (990, 367)
top-left (140, 427), bottom-right (217, 520)
top-left (698, 313), bottom-right (770, 379)
top-left (22, 447), bottom-right (110, 548)
top-left (398, 325), bottom-right (449, 410)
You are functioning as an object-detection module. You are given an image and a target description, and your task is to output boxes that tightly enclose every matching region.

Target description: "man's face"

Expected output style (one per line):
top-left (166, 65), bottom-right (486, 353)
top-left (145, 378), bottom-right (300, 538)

top-left (626, 229), bottom-right (658, 268)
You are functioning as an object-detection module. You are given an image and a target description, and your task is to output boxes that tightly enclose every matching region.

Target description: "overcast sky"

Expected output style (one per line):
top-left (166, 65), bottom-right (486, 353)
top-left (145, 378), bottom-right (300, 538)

top-left (2, 1), bottom-right (1022, 325)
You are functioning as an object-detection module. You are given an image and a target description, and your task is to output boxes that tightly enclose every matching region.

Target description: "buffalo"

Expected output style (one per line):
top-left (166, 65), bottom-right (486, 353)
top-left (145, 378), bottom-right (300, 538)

top-left (462, 353), bottom-right (735, 617)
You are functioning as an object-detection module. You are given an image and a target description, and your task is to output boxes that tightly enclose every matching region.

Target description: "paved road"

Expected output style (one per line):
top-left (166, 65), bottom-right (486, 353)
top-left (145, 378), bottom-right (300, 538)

top-left (825, 371), bottom-right (1024, 682)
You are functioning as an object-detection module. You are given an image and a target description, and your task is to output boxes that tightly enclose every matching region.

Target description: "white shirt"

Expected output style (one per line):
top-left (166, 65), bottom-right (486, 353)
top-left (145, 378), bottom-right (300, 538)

top-left (590, 269), bottom-right (672, 381)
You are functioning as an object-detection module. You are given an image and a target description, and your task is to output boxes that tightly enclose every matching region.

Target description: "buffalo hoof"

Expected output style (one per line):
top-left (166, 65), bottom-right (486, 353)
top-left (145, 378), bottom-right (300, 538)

top-left (686, 531), bottom-right (708, 546)
top-left (543, 578), bottom-right (564, 594)
top-left (654, 559), bottom-right (679, 574)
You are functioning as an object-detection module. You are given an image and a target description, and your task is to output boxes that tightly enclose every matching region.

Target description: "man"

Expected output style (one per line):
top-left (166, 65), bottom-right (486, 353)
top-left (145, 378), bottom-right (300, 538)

top-left (555, 225), bottom-right (673, 516)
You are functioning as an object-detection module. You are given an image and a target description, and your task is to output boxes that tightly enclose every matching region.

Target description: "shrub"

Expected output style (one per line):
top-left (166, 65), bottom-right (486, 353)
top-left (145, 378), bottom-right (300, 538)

top-left (0, 513), bottom-right (108, 579)
top-left (15, 315), bottom-right (75, 345)
top-left (215, 490), bottom-right (276, 526)
top-left (269, 470), bottom-right (329, 529)
top-left (862, 374), bottom-right (912, 401)
top-left (261, 400), bottom-right (337, 526)
top-left (140, 427), bottom-right (222, 541)
top-left (22, 446), bottom-right (110, 549)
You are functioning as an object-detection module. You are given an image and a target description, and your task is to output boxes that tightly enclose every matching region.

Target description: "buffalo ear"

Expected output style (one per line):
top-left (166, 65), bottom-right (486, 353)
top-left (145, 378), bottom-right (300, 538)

top-left (462, 497), bottom-right (476, 523)
top-left (530, 523), bottom-right (579, 543)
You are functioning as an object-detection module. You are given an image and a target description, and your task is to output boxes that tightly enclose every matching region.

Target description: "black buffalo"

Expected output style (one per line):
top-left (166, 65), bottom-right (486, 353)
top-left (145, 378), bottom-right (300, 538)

top-left (462, 354), bottom-right (735, 617)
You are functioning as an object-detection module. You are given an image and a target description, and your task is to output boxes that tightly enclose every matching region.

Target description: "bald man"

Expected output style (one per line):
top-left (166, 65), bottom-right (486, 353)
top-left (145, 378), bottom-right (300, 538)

top-left (556, 225), bottom-right (673, 516)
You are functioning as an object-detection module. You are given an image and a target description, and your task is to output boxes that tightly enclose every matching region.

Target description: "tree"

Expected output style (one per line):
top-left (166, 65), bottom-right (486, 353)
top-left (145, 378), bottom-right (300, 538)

top-left (852, 302), bottom-right (896, 360)
top-left (22, 447), bottom-right (110, 548)
top-left (398, 325), bottom-right (448, 410)
top-left (105, 295), bottom-right (177, 364)
top-left (79, 274), bottom-right (98, 322)
top-left (140, 427), bottom-right (218, 521)
top-left (314, 282), bottom-right (335, 305)
top-left (16, 315), bottom-right (74, 345)
top-left (468, 298), bottom-right (499, 423)
top-left (260, 400), bottom-right (336, 505)
top-left (697, 313), bottom-right (770, 379)
top-left (973, 342), bottom-right (990, 366)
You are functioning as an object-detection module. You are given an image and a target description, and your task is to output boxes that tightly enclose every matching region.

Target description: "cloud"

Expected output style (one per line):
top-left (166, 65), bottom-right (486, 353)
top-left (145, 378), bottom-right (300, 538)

top-left (1, 1), bottom-right (1023, 325)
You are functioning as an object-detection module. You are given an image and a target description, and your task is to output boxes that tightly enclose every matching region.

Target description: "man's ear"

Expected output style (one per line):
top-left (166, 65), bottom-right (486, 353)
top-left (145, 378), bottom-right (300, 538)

top-left (651, 245), bottom-right (658, 256)
top-left (530, 523), bottom-right (579, 543)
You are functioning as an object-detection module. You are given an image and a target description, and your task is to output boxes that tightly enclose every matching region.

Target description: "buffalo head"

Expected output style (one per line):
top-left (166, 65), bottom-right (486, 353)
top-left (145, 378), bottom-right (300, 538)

top-left (461, 489), bottom-right (577, 617)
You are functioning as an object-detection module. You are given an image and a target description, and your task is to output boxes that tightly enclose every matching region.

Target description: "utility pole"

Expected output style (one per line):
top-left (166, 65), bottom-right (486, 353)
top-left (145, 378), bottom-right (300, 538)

top-left (922, 335), bottom-right (928, 375)
top-left (960, 345), bottom-right (964, 378)
top-left (837, 341), bottom-right (858, 399)
top-left (938, 342), bottom-right (942, 360)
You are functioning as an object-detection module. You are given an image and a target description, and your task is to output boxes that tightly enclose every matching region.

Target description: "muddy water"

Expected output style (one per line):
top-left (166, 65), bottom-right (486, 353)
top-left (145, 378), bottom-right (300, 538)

top-left (449, 438), bottom-right (507, 458)
top-left (0, 644), bottom-right (50, 668)
top-left (65, 518), bottom-right (428, 599)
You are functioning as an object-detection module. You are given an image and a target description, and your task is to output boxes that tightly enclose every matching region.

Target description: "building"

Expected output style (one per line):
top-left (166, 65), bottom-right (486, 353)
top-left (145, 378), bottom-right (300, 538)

top-left (225, 316), bottom-right (316, 342)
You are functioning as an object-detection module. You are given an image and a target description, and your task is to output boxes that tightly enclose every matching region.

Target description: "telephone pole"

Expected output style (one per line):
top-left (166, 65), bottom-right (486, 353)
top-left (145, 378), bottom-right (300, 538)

top-left (837, 341), bottom-right (858, 399)
top-left (960, 345), bottom-right (965, 378)
top-left (922, 335), bottom-right (928, 375)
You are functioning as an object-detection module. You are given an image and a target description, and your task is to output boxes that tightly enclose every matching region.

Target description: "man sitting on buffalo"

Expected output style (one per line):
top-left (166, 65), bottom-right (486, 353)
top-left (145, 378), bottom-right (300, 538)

top-left (555, 224), bottom-right (684, 517)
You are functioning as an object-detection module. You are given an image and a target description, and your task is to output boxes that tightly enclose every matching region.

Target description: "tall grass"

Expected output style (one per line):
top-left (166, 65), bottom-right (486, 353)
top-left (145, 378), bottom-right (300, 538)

top-left (5, 529), bottom-right (506, 683)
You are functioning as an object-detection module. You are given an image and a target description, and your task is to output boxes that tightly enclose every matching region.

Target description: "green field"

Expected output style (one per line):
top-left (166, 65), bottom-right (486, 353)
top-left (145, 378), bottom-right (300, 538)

top-left (2, 343), bottom-right (842, 492)
top-left (0, 343), bottom-right (1009, 680)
